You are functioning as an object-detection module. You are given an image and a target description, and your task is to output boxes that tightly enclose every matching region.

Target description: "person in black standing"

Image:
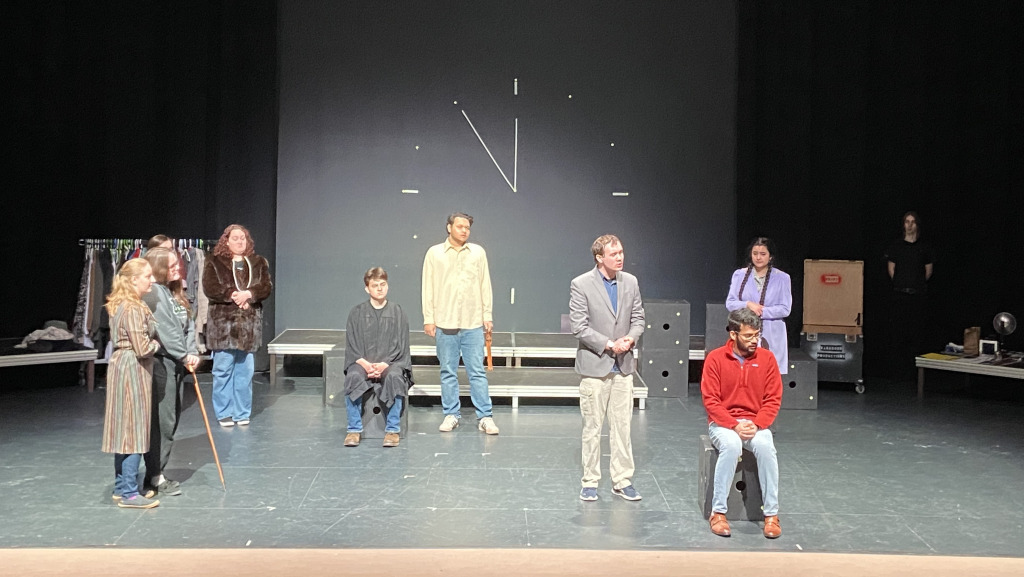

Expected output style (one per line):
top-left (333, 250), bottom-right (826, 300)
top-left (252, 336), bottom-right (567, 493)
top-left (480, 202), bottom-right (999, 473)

top-left (884, 211), bottom-right (935, 378)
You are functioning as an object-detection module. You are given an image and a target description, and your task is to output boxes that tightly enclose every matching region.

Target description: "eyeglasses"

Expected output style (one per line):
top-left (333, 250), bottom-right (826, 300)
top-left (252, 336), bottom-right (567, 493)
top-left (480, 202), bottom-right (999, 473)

top-left (730, 330), bottom-right (761, 342)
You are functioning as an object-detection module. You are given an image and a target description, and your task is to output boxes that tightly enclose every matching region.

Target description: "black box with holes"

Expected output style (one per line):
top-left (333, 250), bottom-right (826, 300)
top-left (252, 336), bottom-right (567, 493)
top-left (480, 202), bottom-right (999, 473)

top-left (638, 300), bottom-right (689, 397)
top-left (698, 434), bottom-right (763, 520)
top-left (641, 299), bottom-right (691, 349)
top-left (782, 348), bottom-right (818, 410)
top-left (637, 348), bottom-right (689, 398)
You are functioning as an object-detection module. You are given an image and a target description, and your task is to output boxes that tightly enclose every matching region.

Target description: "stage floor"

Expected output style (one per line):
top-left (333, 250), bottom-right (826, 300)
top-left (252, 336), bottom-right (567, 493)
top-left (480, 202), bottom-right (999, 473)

top-left (3, 549), bottom-right (1024, 577)
top-left (0, 373), bottom-right (1022, 557)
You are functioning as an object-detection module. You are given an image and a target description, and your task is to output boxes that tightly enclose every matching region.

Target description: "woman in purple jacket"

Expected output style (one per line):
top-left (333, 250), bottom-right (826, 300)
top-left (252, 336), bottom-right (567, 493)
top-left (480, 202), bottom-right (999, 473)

top-left (726, 237), bottom-right (793, 374)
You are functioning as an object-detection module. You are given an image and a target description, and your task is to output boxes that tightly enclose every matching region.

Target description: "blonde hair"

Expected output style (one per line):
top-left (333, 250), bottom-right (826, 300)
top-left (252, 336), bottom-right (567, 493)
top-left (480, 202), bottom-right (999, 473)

top-left (105, 258), bottom-right (152, 315)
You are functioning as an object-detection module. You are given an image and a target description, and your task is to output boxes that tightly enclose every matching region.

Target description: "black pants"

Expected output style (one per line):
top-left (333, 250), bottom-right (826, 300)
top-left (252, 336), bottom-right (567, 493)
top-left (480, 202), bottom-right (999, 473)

top-left (143, 356), bottom-right (183, 481)
top-left (889, 291), bottom-right (929, 379)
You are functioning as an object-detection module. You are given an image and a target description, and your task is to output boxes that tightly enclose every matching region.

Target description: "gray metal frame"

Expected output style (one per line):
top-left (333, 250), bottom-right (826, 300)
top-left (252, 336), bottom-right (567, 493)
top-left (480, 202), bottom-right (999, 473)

top-left (266, 329), bottom-right (648, 408)
top-left (0, 342), bottom-right (98, 391)
top-left (915, 355), bottom-right (1024, 399)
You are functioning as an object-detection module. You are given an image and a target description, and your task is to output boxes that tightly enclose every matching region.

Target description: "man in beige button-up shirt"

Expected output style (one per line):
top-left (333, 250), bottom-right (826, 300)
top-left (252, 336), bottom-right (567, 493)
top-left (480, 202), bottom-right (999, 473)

top-left (422, 212), bottom-right (498, 435)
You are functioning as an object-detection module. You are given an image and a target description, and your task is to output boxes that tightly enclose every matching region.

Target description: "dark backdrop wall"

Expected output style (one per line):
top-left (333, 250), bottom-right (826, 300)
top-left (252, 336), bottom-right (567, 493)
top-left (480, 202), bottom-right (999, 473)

top-left (4, 1), bottom-right (278, 369)
top-left (276, 1), bottom-right (738, 334)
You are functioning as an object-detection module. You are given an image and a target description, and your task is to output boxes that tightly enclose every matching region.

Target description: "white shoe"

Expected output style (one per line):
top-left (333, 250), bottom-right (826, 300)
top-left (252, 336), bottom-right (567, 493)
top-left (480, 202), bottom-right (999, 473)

top-left (478, 416), bottom-right (499, 435)
top-left (439, 415), bottom-right (460, 432)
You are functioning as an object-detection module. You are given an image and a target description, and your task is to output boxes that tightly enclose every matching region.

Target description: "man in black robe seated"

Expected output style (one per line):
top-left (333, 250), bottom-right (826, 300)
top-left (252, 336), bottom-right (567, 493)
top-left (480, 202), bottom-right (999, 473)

top-left (343, 267), bottom-right (412, 448)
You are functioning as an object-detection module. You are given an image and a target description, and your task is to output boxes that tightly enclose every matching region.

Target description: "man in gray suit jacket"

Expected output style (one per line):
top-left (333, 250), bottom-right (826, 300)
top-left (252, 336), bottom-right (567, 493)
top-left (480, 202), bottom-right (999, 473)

top-left (569, 234), bottom-right (645, 501)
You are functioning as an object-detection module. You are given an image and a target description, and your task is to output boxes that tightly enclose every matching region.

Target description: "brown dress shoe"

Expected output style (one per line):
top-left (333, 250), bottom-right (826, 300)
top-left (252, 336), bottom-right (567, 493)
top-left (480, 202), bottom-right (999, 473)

top-left (763, 515), bottom-right (782, 539)
top-left (344, 432), bottom-right (361, 447)
top-left (382, 432), bottom-right (400, 447)
top-left (709, 512), bottom-right (731, 537)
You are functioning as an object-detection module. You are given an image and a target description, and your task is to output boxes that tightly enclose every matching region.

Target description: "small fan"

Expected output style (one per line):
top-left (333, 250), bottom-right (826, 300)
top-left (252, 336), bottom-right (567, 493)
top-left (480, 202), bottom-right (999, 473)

top-left (993, 312), bottom-right (1017, 356)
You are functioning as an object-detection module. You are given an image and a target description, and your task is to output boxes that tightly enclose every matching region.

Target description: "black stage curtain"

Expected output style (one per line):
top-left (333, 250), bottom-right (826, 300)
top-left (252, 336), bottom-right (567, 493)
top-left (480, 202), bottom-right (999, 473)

top-left (4, 1), bottom-right (277, 369)
top-left (736, 0), bottom-right (1023, 378)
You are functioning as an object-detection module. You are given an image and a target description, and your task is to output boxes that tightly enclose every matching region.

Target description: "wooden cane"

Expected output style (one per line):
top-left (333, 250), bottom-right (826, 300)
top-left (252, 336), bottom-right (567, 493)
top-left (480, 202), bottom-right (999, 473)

top-left (189, 367), bottom-right (226, 491)
top-left (485, 330), bottom-right (493, 371)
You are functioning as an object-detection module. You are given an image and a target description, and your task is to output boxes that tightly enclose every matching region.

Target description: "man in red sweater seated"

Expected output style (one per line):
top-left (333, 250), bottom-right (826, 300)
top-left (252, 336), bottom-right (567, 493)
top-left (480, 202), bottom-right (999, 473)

top-left (701, 307), bottom-right (783, 539)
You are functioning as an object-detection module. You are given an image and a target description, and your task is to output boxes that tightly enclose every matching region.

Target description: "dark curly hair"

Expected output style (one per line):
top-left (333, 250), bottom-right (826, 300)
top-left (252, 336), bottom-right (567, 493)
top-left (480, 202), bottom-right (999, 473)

top-left (213, 224), bottom-right (254, 258)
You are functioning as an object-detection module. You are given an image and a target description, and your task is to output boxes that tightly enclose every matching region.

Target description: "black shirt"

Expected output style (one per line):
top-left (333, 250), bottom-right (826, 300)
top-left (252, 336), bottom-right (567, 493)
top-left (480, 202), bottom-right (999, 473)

top-left (885, 239), bottom-right (935, 294)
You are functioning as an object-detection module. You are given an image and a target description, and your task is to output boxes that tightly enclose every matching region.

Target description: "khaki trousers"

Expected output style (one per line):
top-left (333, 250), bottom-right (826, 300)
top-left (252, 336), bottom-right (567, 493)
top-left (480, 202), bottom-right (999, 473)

top-left (579, 373), bottom-right (635, 489)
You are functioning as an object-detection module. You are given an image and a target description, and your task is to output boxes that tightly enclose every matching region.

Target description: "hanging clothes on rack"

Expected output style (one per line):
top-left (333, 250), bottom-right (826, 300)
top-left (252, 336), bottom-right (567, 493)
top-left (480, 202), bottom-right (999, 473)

top-left (73, 238), bottom-right (216, 358)
top-left (72, 247), bottom-right (95, 345)
top-left (192, 246), bottom-right (210, 353)
top-left (90, 249), bottom-right (114, 354)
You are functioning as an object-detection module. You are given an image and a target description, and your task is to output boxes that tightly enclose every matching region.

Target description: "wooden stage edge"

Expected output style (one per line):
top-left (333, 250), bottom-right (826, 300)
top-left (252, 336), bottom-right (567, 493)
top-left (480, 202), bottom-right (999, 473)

top-left (3, 548), bottom-right (1022, 577)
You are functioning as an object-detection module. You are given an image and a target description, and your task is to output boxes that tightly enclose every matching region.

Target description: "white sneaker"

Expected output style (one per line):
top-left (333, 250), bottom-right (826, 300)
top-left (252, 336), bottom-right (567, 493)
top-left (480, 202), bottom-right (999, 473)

top-left (478, 416), bottom-right (499, 435)
top-left (439, 415), bottom-right (460, 432)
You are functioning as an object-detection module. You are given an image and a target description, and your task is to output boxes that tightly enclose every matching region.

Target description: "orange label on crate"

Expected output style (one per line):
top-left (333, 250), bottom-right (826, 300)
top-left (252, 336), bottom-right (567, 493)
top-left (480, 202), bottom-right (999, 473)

top-left (820, 273), bottom-right (842, 285)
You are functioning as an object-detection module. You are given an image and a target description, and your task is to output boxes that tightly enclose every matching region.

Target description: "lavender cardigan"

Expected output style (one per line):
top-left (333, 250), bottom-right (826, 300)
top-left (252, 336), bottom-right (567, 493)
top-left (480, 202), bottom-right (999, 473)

top-left (726, 267), bottom-right (792, 374)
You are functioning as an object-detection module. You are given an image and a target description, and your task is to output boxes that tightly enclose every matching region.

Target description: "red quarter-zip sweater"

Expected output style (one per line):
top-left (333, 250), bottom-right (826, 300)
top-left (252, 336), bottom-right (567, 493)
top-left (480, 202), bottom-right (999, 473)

top-left (701, 340), bottom-right (782, 429)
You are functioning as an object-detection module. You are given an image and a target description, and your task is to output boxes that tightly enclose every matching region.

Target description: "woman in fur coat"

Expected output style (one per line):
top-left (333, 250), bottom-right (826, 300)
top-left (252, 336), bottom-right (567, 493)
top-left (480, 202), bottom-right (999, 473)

top-left (202, 224), bottom-right (273, 426)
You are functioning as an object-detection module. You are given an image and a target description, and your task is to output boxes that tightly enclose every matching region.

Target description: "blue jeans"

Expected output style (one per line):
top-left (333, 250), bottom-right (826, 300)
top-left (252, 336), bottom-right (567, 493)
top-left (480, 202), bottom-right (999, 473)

top-left (346, 394), bottom-right (403, 433)
top-left (708, 422), bottom-right (779, 516)
top-left (435, 327), bottom-right (492, 419)
top-left (114, 453), bottom-right (142, 499)
top-left (212, 349), bottom-right (254, 421)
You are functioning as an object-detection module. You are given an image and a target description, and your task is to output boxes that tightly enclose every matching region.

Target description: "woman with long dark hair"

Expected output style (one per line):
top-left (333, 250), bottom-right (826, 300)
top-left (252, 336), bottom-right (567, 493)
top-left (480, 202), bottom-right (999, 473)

top-left (141, 247), bottom-right (199, 496)
top-left (202, 224), bottom-right (273, 427)
top-left (725, 237), bottom-right (793, 374)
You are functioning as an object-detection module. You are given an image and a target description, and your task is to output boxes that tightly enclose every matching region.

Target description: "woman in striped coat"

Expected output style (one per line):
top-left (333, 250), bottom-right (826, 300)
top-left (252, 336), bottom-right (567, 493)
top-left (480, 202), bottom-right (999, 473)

top-left (102, 258), bottom-right (162, 509)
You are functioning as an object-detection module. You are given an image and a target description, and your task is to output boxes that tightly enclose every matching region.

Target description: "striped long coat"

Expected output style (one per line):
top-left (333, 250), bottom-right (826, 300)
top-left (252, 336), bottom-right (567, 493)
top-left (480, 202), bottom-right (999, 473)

top-left (101, 302), bottom-right (160, 454)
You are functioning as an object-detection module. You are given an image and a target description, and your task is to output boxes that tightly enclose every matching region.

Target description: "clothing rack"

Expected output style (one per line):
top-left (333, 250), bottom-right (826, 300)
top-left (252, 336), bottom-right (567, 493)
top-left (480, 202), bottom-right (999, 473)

top-left (73, 237), bottom-right (217, 359)
top-left (78, 238), bottom-right (217, 250)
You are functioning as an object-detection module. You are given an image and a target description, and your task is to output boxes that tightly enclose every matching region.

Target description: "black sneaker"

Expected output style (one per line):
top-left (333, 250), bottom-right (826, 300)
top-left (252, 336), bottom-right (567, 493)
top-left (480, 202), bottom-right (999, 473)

top-left (156, 479), bottom-right (182, 496)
